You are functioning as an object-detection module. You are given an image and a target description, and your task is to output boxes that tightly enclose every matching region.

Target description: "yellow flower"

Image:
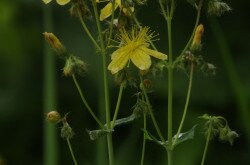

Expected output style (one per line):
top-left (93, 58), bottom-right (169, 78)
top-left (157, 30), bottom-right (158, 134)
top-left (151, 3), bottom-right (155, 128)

top-left (108, 27), bottom-right (168, 74)
top-left (42, 0), bottom-right (70, 5)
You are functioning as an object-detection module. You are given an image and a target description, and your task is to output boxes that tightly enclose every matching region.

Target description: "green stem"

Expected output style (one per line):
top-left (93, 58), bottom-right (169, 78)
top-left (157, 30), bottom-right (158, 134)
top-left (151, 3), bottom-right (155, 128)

top-left (72, 74), bottom-right (104, 128)
top-left (167, 18), bottom-right (174, 164)
top-left (107, 0), bottom-right (115, 46)
top-left (140, 113), bottom-right (147, 165)
top-left (158, 0), bottom-right (168, 21)
top-left (77, 10), bottom-right (101, 51)
top-left (66, 138), bottom-right (78, 165)
top-left (92, 1), bottom-right (115, 164)
top-left (172, 63), bottom-right (194, 147)
top-left (43, 5), bottom-right (58, 165)
top-left (166, 2), bottom-right (174, 164)
top-left (132, 14), bottom-right (158, 51)
top-left (111, 83), bottom-right (124, 129)
top-left (140, 76), bottom-right (165, 142)
top-left (201, 121), bottom-right (212, 165)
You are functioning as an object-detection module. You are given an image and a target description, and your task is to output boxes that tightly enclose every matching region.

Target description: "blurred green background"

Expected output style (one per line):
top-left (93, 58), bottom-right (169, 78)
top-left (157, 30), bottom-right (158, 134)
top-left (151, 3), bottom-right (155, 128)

top-left (0, 0), bottom-right (249, 164)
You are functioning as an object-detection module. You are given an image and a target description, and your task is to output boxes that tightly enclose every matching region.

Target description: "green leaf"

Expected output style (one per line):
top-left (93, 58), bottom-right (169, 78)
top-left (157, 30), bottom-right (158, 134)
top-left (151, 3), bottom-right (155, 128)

top-left (87, 128), bottom-right (113, 141)
top-left (141, 129), bottom-right (165, 146)
top-left (173, 125), bottom-right (197, 147)
top-left (87, 114), bottom-right (138, 141)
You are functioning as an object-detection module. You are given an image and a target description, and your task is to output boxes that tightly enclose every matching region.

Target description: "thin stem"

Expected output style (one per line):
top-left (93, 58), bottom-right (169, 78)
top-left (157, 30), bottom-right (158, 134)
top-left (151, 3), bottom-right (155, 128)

top-left (132, 14), bottom-right (158, 51)
top-left (140, 76), bottom-right (165, 142)
top-left (72, 74), bottom-right (104, 128)
top-left (172, 63), bottom-right (194, 147)
top-left (140, 113), bottom-right (147, 165)
top-left (201, 121), bottom-right (212, 165)
top-left (111, 83), bottom-right (124, 129)
top-left (166, 2), bottom-right (174, 164)
top-left (107, 0), bottom-right (115, 46)
top-left (159, 0), bottom-right (168, 21)
top-left (92, 1), bottom-right (115, 164)
top-left (175, 0), bottom-right (203, 65)
top-left (77, 10), bottom-right (101, 51)
top-left (66, 138), bottom-right (78, 165)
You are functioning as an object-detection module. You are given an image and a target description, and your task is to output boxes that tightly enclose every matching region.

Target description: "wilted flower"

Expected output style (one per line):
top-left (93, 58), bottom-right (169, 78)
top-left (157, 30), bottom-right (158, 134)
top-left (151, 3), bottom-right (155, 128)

top-left (108, 27), bottom-right (168, 74)
top-left (208, 0), bottom-right (231, 16)
top-left (42, 0), bottom-right (71, 5)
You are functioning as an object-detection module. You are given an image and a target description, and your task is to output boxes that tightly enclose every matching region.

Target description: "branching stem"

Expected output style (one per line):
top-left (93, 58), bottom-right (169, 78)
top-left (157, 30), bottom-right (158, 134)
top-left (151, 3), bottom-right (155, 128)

top-left (172, 63), bottom-right (194, 147)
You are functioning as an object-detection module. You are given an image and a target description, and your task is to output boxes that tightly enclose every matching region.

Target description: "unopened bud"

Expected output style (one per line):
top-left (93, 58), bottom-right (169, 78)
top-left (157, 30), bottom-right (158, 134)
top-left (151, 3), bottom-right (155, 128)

top-left (190, 24), bottom-right (204, 51)
top-left (43, 32), bottom-right (67, 55)
top-left (46, 111), bottom-right (61, 123)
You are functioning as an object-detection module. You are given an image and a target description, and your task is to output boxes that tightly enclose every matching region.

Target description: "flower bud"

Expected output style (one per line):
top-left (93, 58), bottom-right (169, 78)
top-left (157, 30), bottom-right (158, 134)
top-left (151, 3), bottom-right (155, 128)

top-left (190, 24), bottom-right (204, 51)
top-left (46, 111), bottom-right (61, 123)
top-left (43, 32), bottom-right (67, 55)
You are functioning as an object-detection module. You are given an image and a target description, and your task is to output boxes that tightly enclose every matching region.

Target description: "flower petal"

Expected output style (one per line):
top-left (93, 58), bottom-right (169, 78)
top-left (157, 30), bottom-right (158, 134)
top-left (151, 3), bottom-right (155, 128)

top-left (108, 49), bottom-right (130, 74)
top-left (42, 0), bottom-right (52, 4)
top-left (130, 49), bottom-right (151, 70)
top-left (56, 0), bottom-right (70, 5)
top-left (100, 2), bottom-right (119, 21)
top-left (141, 47), bottom-right (168, 60)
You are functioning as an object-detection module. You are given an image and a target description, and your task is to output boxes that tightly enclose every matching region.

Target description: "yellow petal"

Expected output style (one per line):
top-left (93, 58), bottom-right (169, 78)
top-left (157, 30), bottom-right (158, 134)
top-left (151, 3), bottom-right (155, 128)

top-left (108, 49), bottom-right (130, 74)
top-left (100, 2), bottom-right (119, 21)
top-left (130, 49), bottom-right (151, 70)
top-left (56, 0), bottom-right (70, 5)
top-left (141, 47), bottom-right (168, 60)
top-left (42, 0), bottom-right (52, 4)
top-left (116, 0), bottom-right (121, 7)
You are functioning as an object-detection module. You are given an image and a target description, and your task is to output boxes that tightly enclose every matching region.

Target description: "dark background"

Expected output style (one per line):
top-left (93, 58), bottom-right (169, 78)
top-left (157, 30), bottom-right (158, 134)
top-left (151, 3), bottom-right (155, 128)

top-left (0, 0), bottom-right (249, 164)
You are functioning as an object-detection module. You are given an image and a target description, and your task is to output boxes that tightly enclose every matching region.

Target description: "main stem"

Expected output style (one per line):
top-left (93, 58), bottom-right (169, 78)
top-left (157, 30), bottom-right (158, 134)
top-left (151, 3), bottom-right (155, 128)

top-left (167, 16), bottom-right (174, 165)
top-left (91, 1), bottom-right (114, 164)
